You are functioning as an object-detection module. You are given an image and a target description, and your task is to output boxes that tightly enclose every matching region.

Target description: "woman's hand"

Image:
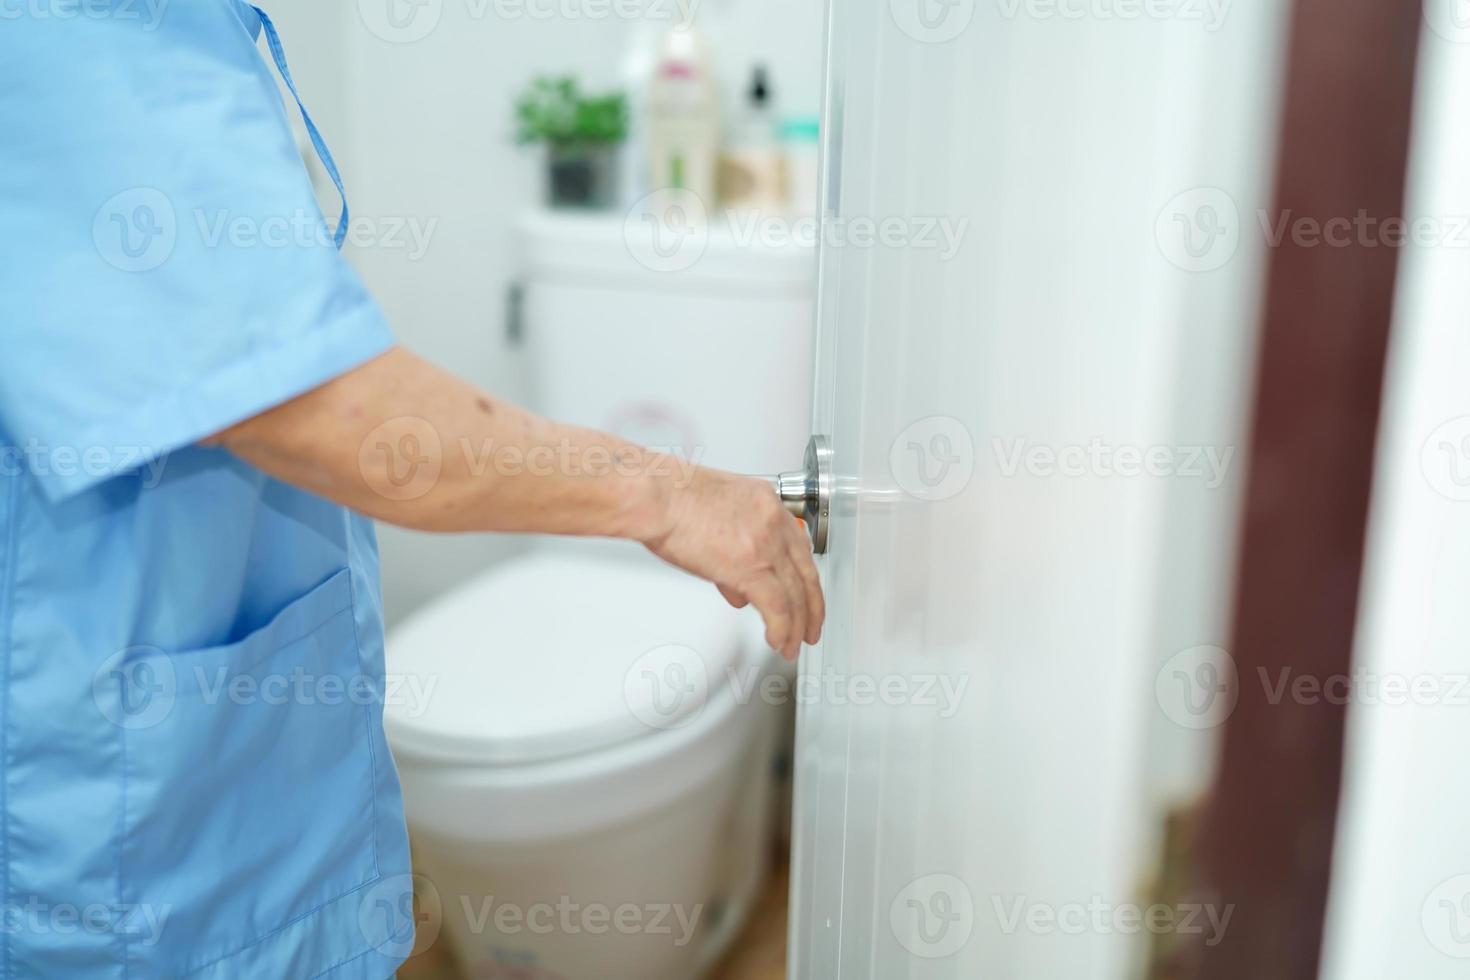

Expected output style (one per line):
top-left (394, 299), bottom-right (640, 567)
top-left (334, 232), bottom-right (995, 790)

top-left (639, 466), bottom-right (824, 661)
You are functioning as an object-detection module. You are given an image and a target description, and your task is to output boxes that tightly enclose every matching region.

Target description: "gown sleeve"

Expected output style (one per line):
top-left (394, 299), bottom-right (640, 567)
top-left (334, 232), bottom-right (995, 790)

top-left (0, 1), bottom-right (395, 501)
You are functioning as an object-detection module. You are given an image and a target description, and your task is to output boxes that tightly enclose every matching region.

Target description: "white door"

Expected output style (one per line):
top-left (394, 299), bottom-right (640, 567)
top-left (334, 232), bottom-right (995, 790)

top-left (787, 2), bottom-right (1291, 977)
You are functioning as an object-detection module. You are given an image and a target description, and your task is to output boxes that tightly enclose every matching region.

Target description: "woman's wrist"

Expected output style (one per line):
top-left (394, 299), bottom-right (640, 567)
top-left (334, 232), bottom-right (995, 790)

top-left (614, 448), bottom-right (681, 546)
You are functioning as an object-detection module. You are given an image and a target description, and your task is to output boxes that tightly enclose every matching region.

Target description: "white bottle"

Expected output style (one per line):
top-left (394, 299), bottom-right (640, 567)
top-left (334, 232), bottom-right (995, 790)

top-left (646, 25), bottom-right (720, 206)
top-left (779, 116), bottom-right (821, 217)
top-left (617, 21), bottom-right (659, 209)
top-left (720, 65), bottom-right (789, 213)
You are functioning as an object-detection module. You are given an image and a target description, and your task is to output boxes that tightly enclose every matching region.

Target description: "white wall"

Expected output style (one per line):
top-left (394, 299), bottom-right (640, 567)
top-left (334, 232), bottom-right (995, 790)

top-left (1320, 15), bottom-right (1470, 979)
top-left (257, 0), bottom-right (826, 624)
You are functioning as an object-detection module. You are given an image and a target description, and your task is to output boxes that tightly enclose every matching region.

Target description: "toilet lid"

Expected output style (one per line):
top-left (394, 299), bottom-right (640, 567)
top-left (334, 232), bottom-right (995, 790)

top-left (383, 552), bottom-right (749, 766)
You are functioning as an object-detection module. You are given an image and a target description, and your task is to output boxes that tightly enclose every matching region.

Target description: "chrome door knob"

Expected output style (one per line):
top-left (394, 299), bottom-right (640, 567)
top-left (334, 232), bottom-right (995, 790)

top-left (765, 435), bottom-right (832, 554)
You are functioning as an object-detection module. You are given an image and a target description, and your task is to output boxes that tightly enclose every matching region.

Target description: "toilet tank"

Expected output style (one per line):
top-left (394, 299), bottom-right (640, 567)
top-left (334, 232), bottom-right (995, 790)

top-left (518, 211), bottom-right (816, 476)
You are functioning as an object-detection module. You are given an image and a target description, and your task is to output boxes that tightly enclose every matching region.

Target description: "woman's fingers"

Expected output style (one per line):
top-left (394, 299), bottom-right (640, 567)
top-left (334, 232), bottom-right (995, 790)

top-left (716, 583), bottom-right (749, 609)
top-left (770, 552), bottom-right (809, 661)
top-left (739, 571), bottom-right (797, 660)
top-left (786, 518), bottom-right (825, 644)
top-left (721, 528), bottom-right (819, 657)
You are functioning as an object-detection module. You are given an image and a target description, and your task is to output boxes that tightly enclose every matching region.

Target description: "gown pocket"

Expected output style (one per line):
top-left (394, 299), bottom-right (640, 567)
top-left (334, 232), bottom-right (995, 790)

top-left (119, 568), bottom-right (381, 970)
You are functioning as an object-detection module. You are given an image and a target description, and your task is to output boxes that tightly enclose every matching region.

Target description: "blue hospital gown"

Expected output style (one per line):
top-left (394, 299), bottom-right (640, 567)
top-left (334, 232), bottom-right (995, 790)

top-left (0, 2), bottom-right (416, 976)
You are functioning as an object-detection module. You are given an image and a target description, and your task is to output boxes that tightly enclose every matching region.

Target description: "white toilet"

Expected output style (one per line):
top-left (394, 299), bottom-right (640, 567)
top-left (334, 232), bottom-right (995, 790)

top-left (384, 211), bottom-right (814, 980)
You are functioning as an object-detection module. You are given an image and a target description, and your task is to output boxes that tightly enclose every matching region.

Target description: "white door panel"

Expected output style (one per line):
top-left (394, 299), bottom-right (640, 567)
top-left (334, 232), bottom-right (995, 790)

top-left (789, 3), bottom-right (1290, 978)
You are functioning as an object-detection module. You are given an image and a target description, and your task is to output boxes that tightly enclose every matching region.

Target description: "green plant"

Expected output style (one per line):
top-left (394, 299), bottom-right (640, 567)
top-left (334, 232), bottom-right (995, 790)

top-left (514, 76), bottom-right (628, 151)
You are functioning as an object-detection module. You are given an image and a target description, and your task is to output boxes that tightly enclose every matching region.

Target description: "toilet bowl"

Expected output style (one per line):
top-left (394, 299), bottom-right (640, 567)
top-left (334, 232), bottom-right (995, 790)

top-left (383, 211), bottom-right (814, 979)
top-left (385, 551), bottom-right (781, 980)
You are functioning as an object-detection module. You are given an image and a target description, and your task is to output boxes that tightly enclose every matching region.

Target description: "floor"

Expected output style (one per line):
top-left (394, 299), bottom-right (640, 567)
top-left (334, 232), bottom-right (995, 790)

top-left (398, 860), bottom-right (789, 980)
top-left (710, 860), bottom-right (788, 980)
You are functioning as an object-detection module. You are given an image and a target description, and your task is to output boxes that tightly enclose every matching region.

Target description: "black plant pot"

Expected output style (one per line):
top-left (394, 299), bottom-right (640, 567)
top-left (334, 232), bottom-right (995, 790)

top-left (545, 144), bottom-right (618, 210)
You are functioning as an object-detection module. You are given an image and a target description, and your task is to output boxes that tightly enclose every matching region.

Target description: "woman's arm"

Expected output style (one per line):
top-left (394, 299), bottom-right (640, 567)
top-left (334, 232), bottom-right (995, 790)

top-left (206, 346), bottom-right (823, 659)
